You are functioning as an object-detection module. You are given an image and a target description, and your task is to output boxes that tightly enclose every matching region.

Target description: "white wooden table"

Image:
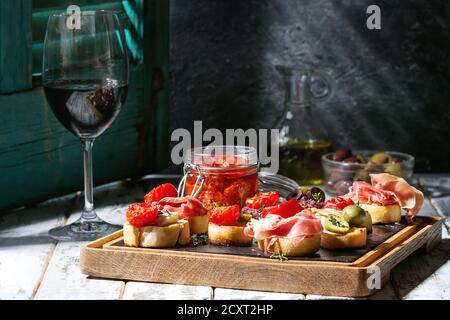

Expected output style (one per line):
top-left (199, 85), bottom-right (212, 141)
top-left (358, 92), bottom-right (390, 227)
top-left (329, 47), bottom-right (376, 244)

top-left (1, 174), bottom-right (449, 300)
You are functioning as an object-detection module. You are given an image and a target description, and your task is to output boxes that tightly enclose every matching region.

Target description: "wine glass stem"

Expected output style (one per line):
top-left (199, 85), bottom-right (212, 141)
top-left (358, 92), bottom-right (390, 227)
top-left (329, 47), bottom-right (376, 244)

top-left (82, 139), bottom-right (97, 221)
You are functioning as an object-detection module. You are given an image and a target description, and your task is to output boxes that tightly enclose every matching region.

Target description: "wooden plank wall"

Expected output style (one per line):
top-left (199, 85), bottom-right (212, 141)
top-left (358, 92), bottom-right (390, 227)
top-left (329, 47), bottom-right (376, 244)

top-left (0, 1), bottom-right (32, 93)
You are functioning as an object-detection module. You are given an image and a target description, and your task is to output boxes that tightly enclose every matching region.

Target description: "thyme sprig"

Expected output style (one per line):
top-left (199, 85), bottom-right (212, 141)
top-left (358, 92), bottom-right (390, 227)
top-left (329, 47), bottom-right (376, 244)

top-left (269, 252), bottom-right (288, 261)
top-left (191, 233), bottom-right (208, 246)
top-left (312, 192), bottom-right (322, 202)
top-left (328, 215), bottom-right (346, 228)
top-left (258, 203), bottom-right (266, 215)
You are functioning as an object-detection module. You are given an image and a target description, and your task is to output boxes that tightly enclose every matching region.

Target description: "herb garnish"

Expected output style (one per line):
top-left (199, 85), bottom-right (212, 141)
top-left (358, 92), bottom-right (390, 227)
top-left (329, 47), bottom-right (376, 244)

top-left (191, 233), bottom-right (208, 246)
top-left (157, 210), bottom-right (169, 217)
top-left (157, 209), bottom-right (174, 217)
top-left (270, 252), bottom-right (288, 261)
top-left (312, 192), bottom-right (322, 202)
top-left (259, 203), bottom-right (265, 212)
top-left (329, 215), bottom-right (345, 228)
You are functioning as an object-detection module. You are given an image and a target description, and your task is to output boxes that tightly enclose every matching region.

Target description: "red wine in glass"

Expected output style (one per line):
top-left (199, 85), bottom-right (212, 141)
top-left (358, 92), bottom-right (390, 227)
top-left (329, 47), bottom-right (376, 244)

top-left (44, 80), bottom-right (128, 139)
top-left (43, 11), bottom-right (129, 241)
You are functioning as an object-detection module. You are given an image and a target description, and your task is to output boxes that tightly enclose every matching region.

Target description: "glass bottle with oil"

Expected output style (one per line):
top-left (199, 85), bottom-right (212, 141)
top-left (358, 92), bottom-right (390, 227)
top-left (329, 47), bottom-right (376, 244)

top-left (275, 65), bottom-right (333, 185)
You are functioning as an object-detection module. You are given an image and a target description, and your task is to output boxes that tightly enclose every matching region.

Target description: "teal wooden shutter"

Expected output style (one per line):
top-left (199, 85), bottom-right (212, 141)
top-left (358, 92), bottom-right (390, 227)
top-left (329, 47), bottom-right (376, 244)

top-left (0, 1), bottom-right (32, 93)
top-left (31, 0), bottom-right (144, 77)
top-left (0, 0), bottom-right (170, 210)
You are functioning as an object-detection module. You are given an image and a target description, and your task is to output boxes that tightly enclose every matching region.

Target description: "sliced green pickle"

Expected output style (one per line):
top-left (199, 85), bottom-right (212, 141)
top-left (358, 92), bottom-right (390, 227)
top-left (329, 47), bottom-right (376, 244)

top-left (324, 215), bottom-right (350, 234)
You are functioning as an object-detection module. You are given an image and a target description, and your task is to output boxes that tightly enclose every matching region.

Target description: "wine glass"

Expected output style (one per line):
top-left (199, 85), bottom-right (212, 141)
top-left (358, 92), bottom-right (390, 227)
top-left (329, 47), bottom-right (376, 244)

top-left (43, 11), bottom-right (129, 241)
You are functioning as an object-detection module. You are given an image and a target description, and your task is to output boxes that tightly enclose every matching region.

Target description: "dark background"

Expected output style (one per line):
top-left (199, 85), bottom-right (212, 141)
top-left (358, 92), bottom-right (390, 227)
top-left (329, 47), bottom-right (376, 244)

top-left (168, 0), bottom-right (450, 173)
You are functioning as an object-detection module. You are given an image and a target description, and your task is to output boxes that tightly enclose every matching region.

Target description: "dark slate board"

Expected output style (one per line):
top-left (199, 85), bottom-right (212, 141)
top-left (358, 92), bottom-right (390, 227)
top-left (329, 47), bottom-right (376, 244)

top-left (116, 222), bottom-right (407, 263)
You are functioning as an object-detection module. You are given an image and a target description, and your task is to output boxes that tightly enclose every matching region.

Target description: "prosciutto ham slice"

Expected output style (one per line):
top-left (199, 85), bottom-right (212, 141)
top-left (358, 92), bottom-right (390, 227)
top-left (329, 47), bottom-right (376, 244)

top-left (370, 173), bottom-right (424, 216)
top-left (346, 173), bottom-right (424, 216)
top-left (345, 181), bottom-right (397, 207)
top-left (244, 211), bottom-right (323, 252)
top-left (157, 196), bottom-right (207, 219)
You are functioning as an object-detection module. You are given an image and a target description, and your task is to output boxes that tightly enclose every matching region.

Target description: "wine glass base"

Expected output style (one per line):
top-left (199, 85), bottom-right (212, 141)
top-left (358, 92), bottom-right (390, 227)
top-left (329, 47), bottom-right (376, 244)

top-left (48, 219), bottom-right (121, 241)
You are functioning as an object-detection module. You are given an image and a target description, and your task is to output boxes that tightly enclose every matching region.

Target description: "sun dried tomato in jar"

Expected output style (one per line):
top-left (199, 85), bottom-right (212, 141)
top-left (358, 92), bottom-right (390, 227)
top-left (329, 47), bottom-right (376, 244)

top-left (183, 146), bottom-right (259, 210)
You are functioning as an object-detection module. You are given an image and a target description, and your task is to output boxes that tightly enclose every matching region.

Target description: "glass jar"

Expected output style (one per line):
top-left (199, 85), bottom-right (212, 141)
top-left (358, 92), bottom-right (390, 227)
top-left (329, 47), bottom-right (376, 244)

top-left (181, 146), bottom-right (259, 210)
top-left (275, 65), bottom-right (333, 185)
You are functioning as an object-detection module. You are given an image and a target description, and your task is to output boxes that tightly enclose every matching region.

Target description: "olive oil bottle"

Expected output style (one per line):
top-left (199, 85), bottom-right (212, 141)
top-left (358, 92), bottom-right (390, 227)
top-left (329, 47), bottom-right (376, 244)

top-left (279, 139), bottom-right (332, 185)
top-left (275, 65), bottom-right (333, 185)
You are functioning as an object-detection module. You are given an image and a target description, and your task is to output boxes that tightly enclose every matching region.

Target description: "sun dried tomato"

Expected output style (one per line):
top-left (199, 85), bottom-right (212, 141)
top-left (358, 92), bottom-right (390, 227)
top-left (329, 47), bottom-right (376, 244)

top-left (245, 192), bottom-right (279, 210)
top-left (126, 203), bottom-right (159, 228)
top-left (261, 199), bottom-right (303, 219)
top-left (144, 183), bottom-right (178, 204)
top-left (323, 197), bottom-right (354, 211)
top-left (208, 204), bottom-right (241, 226)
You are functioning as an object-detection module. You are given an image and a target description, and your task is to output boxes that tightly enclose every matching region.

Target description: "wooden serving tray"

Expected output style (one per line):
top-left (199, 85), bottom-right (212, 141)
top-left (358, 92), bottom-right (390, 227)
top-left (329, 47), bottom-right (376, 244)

top-left (80, 216), bottom-right (442, 297)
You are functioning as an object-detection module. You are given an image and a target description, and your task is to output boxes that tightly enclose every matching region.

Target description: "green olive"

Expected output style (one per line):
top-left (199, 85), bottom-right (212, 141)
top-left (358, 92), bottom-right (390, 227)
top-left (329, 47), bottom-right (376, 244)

top-left (354, 169), bottom-right (370, 182)
top-left (343, 205), bottom-right (373, 232)
top-left (238, 213), bottom-right (253, 223)
top-left (385, 163), bottom-right (405, 177)
top-left (342, 205), bottom-right (364, 222)
top-left (350, 211), bottom-right (372, 230)
top-left (363, 212), bottom-right (373, 233)
top-left (370, 152), bottom-right (392, 165)
top-left (300, 187), bottom-right (309, 195)
top-left (355, 154), bottom-right (367, 164)
top-left (324, 215), bottom-right (350, 234)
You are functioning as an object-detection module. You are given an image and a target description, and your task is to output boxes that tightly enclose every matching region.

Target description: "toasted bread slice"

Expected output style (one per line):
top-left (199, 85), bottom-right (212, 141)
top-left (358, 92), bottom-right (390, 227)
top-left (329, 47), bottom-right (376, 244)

top-left (188, 215), bottom-right (209, 234)
top-left (359, 204), bottom-right (401, 224)
top-left (257, 234), bottom-right (321, 257)
top-left (321, 227), bottom-right (367, 249)
top-left (123, 221), bottom-right (140, 247)
top-left (208, 223), bottom-right (253, 246)
top-left (177, 220), bottom-right (191, 245)
top-left (123, 220), bottom-right (190, 248)
top-left (139, 223), bottom-right (181, 248)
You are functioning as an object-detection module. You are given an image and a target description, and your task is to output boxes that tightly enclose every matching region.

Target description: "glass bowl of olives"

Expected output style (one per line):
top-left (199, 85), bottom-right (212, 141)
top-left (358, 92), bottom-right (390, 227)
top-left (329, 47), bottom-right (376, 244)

top-left (321, 149), bottom-right (415, 195)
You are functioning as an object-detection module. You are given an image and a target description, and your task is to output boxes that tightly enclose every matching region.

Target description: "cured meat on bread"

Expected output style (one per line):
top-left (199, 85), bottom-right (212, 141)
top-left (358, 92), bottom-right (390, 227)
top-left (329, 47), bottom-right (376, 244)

top-left (345, 173), bottom-right (424, 224)
top-left (244, 211), bottom-right (323, 256)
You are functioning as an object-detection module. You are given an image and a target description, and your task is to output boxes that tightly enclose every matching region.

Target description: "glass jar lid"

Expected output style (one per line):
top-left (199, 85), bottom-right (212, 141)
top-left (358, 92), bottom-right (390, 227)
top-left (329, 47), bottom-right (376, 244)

top-left (184, 145), bottom-right (258, 172)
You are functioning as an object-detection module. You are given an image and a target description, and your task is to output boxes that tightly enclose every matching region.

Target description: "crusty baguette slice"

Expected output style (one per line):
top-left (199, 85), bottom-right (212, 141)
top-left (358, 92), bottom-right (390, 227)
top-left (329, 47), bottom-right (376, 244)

top-left (359, 204), bottom-right (401, 224)
top-left (188, 215), bottom-right (209, 234)
top-left (139, 223), bottom-right (181, 248)
top-left (208, 223), bottom-right (253, 246)
top-left (123, 220), bottom-right (190, 248)
top-left (257, 234), bottom-right (321, 257)
top-left (123, 221), bottom-right (140, 247)
top-left (177, 220), bottom-right (191, 245)
top-left (321, 227), bottom-right (367, 249)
